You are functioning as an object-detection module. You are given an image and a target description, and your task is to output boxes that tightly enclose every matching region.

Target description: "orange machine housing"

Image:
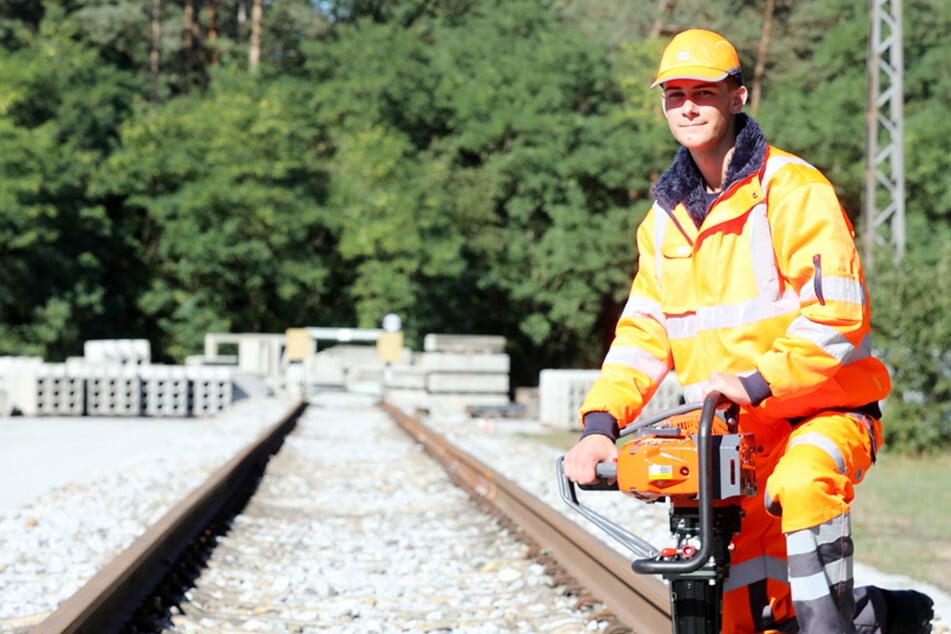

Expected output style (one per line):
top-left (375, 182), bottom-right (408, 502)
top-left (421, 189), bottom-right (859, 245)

top-left (615, 413), bottom-right (756, 503)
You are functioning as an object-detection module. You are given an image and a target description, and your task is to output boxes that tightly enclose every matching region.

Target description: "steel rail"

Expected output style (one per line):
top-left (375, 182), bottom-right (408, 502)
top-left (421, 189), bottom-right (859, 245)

top-left (31, 399), bottom-right (307, 634)
top-left (381, 401), bottom-right (673, 633)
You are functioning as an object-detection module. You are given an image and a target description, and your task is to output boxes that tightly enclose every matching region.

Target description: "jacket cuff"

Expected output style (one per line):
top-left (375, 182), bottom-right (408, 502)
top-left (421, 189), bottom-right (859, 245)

top-left (739, 370), bottom-right (772, 406)
top-left (580, 411), bottom-right (619, 442)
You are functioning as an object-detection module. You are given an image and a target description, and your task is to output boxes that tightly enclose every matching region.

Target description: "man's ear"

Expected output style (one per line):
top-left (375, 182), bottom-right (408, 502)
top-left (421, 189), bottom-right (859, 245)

top-left (731, 85), bottom-right (749, 114)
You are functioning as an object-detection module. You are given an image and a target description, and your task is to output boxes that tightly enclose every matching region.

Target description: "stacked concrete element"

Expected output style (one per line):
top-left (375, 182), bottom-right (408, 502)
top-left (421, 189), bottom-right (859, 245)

top-left (1, 339), bottom-right (236, 418)
top-left (141, 364), bottom-right (191, 417)
top-left (0, 357), bottom-right (42, 416)
top-left (538, 369), bottom-right (601, 431)
top-left (388, 334), bottom-right (510, 410)
top-left (84, 364), bottom-right (142, 417)
top-left (304, 345), bottom-right (389, 391)
top-left (538, 369), bottom-right (684, 431)
top-left (83, 339), bottom-right (151, 366)
top-left (11, 361), bottom-right (85, 417)
top-left (295, 333), bottom-right (512, 411)
top-left (188, 366), bottom-right (234, 417)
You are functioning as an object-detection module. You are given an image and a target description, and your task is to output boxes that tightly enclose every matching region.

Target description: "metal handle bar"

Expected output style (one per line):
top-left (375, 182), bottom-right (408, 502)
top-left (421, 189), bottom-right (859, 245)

top-left (556, 455), bottom-right (660, 560)
top-left (632, 392), bottom-right (720, 575)
top-left (557, 392), bottom-right (727, 575)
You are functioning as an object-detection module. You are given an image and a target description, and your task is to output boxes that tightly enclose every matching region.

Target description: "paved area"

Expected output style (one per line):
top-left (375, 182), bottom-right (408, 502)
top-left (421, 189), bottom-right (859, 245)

top-left (0, 415), bottom-right (216, 512)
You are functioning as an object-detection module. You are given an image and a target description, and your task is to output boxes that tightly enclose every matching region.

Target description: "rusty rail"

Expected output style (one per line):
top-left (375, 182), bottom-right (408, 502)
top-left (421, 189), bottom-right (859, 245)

top-left (380, 401), bottom-right (672, 633)
top-left (32, 400), bottom-right (307, 634)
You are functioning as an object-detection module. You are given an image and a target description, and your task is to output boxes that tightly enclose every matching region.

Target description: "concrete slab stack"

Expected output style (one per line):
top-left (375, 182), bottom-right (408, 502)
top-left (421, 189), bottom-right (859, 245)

top-left (539, 369), bottom-right (684, 431)
top-left (141, 364), bottom-right (191, 417)
top-left (84, 364), bottom-right (142, 417)
top-left (0, 338), bottom-right (240, 418)
top-left (381, 366), bottom-right (428, 406)
top-left (188, 366), bottom-right (234, 417)
top-left (417, 334), bottom-right (510, 409)
top-left (83, 339), bottom-right (151, 366)
top-left (538, 369), bottom-right (601, 431)
top-left (15, 361), bottom-right (85, 417)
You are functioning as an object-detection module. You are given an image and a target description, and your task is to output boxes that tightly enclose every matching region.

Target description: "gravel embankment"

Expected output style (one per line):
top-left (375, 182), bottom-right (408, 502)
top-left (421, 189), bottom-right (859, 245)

top-left (1, 392), bottom-right (947, 632)
top-left (0, 397), bottom-right (296, 630)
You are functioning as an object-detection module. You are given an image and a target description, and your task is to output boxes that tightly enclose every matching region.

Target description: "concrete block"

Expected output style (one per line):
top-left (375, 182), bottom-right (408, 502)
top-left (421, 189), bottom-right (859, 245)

top-left (17, 362), bottom-right (85, 416)
top-left (187, 366), bottom-right (234, 417)
top-left (423, 392), bottom-right (511, 413)
top-left (423, 334), bottom-right (506, 354)
top-left (382, 388), bottom-right (429, 409)
top-left (85, 364), bottom-right (142, 417)
top-left (385, 367), bottom-right (428, 390)
top-left (538, 370), bottom-right (685, 431)
top-left (304, 355), bottom-right (346, 387)
top-left (314, 344), bottom-right (381, 365)
top-left (417, 352), bottom-right (510, 373)
top-left (426, 372), bottom-right (509, 394)
top-left (140, 364), bottom-right (191, 417)
top-left (538, 369), bottom-right (601, 431)
top-left (83, 339), bottom-right (151, 365)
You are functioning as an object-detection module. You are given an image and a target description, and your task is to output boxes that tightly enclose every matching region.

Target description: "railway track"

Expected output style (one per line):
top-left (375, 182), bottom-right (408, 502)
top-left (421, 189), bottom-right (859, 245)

top-left (30, 395), bottom-right (672, 633)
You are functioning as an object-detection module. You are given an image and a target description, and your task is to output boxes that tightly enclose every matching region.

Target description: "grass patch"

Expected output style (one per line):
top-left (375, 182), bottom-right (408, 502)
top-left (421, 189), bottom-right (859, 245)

top-left (517, 429), bottom-right (579, 452)
top-left (524, 429), bottom-right (951, 593)
top-left (851, 450), bottom-right (951, 593)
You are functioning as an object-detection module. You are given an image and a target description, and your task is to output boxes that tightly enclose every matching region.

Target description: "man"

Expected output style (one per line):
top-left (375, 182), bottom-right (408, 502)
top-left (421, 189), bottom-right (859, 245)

top-left (562, 28), bottom-right (933, 633)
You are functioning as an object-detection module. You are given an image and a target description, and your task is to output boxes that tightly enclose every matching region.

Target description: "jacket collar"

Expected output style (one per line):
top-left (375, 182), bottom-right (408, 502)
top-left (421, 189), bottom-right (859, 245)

top-left (651, 113), bottom-right (768, 227)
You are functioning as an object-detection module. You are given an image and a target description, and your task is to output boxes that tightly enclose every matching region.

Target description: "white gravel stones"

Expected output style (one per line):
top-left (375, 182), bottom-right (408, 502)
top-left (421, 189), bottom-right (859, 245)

top-left (162, 396), bottom-right (606, 633)
top-left (1, 391), bottom-right (948, 633)
top-left (0, 398), bottom-right (295, 630)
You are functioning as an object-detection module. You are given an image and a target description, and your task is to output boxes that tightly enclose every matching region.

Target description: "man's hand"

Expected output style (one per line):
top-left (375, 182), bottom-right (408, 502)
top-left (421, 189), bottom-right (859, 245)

top-left (700, 371), bottom-right (752, 405)
top-left (562, 434), bottom-right (618, 485)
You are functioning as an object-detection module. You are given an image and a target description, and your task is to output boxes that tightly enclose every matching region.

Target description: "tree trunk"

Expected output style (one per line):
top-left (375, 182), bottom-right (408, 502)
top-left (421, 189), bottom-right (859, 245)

top-left (183, 0), bottom-right (194, 79)
top-left (750, 0), bottom-right (776, 116)
top-left (249, 0), bottom-right (262, 73)
top-left (208, 0), bottom-right (219, 65)
top-left (150, 0), bottom-right (160, 105)
top-left (650, 0), bottom-right (675, 38)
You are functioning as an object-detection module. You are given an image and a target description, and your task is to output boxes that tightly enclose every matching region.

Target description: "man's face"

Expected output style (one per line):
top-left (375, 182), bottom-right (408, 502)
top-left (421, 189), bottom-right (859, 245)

top-left (661, 79), bottom-right (747, 153)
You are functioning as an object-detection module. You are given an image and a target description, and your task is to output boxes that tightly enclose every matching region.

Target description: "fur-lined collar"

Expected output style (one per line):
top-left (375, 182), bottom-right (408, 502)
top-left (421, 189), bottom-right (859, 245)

top-left (651, 113), bottom-right (768, 227)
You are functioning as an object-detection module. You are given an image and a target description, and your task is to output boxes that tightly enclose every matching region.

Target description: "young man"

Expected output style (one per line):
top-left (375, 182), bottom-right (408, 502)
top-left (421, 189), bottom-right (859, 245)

top-left (562, 29), bottom-right (933, 632)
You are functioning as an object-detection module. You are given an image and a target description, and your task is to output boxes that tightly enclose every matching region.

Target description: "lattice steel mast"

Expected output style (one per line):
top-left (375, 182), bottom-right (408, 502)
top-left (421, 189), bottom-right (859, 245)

top-left (863, 0), bottom-right (906, 268)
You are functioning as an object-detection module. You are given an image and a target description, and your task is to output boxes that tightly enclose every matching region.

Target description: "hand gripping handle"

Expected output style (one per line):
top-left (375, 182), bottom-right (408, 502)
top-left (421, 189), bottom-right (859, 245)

top-left (556, 392), bottom-right (728, 575)
top-left (556, 455), bottom-right (660, 560)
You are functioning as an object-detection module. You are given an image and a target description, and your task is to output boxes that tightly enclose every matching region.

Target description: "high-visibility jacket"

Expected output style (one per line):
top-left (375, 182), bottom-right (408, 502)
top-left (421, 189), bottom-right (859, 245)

top-left (580, 118), bottom-right (890, 431)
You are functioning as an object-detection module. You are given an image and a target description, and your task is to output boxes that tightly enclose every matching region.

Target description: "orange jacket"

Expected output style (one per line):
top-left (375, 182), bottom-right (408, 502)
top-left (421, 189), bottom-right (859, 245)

top-left (581, 118), bottom-right (890, 431)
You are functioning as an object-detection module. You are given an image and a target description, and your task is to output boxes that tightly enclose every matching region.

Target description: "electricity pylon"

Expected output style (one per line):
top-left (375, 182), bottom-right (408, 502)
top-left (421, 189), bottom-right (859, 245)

top-left (863, 0), bottom-right (905, 269)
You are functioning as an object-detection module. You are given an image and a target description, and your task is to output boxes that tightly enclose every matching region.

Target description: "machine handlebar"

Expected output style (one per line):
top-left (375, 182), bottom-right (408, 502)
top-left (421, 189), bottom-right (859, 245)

top-left (556, 392), bottom-right (732, 575)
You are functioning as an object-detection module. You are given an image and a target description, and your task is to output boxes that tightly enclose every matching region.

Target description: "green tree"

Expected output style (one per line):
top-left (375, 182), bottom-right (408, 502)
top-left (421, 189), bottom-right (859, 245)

top-left (0, 8), bottom-right (140, 359)
top-left (870, 245), bottom-right (951, 453)
top-left (94, 71), bottom-right (341, 360)
top-left (298, 0), bottom-right (655, 381)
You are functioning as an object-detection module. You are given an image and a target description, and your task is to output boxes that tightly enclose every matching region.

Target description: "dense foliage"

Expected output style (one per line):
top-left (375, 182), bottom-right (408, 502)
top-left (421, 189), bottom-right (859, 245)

top-left (1, 0), bottom-right (948, 450)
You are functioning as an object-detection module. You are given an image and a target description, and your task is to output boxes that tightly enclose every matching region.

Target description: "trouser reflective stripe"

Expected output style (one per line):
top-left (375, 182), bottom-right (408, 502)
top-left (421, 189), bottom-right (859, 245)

top-left (786, 513), bottom-right (855, 632)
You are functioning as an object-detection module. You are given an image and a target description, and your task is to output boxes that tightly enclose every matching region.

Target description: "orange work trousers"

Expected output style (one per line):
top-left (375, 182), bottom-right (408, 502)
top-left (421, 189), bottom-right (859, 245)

top-left (720, 410), bottom-right (882, 632)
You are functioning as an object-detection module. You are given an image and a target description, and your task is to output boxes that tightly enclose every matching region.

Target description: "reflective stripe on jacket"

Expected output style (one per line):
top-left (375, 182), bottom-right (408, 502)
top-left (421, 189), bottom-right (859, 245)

top-left (580, 141), bottom-right (890, 429)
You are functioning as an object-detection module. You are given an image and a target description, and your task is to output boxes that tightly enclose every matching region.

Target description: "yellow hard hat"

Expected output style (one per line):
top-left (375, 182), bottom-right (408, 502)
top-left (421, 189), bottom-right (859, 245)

top-left (651, 29), bottom-right (742, 88)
